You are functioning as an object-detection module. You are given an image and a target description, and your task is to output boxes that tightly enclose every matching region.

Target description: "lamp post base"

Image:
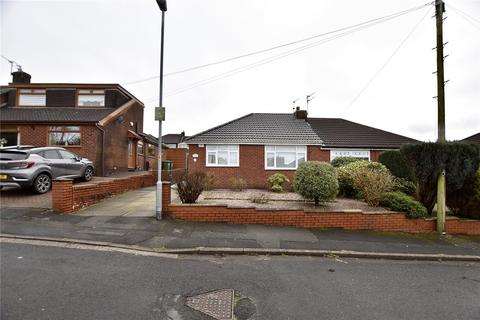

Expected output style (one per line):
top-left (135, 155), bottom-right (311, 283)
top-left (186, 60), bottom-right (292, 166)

top-left (155, 180), bottom-right (163, 220)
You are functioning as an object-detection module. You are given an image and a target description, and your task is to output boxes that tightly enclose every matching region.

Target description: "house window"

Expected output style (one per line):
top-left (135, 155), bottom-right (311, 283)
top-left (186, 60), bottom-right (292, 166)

top-left (18, 89), bottom-right (46, 106)
top-left (330, 149), bottom-right (370, 161)
top-left (265, 145), bottom-right (306, 170)
top-left (48, 126), bottom-right (81, 146)
top-left (77, 89), bottom-right (105, 107)
top-left (137, 141), bottom-right (144, 155)
top-left (147, 144), bottom-right (155, 157)
top-left (206, 145), bottom-right (239, 167)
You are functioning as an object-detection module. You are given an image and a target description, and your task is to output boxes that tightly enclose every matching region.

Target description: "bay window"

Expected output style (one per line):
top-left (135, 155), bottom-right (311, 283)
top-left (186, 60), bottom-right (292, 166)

top-left (265, 145), bottom-right (306, 170)
top-left (206, 145), bottom-right (239, 167)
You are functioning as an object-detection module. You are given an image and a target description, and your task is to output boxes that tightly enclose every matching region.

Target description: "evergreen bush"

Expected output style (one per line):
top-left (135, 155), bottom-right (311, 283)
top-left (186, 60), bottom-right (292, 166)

top-left (293, 161), bottom-right (338, 205)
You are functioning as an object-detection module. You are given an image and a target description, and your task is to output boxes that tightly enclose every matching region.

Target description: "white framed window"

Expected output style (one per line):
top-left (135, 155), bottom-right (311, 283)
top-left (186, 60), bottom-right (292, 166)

top-left (265, 145), bottom-right (306, 170)
top-left (206, 145), bottom-right (239, 167)
top-left (77, 89), bottom-right (105, 107)
top-left (330, 149), bottom-right (370, 161)
top-left (18, 89), bottom-right (46, 106)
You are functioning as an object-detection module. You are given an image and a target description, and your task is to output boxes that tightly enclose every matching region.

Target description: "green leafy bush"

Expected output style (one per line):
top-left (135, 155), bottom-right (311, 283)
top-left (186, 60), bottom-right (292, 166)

top-left (379, 150), bottom-right (416, 181)
top-left (380, 191), bottom-right (428, 218)
top-left (331, 157), bottom-right (364, 168)
top-left (267, 173), bottom-right (290, 192)
top-left (392, 177), bottom-right (417, 196)
top-left (351, 166), bottom-right (394, 206)
top-left (401, 142), bottom-right (480, 214)
top-left (229, 177), bottom-right (247, 191)
top-left (453, 169), bottom-right (480, 219)
top-left (174, 171), bottom-right (206, 203)
top-left (337, 160), bottom-right (390, 197)
top-left (294, 161), bottom-right (338, 205)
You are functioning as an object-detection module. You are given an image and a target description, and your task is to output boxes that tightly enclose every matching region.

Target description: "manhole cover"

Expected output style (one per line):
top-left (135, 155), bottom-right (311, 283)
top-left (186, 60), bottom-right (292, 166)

top-left (186, 289), bottom-right (234, 320)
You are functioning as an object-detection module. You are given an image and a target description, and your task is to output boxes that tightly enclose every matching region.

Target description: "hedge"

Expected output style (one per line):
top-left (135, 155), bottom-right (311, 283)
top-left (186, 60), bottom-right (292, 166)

top-left (380, 191), bottom-right (428, 218)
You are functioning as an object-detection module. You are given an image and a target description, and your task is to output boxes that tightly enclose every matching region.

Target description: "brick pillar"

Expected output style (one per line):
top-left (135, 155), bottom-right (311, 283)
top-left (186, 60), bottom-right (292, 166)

top-left (162, 181), bottom-right (171, 212)
top-left (52, 178), bottom-right (74, 213)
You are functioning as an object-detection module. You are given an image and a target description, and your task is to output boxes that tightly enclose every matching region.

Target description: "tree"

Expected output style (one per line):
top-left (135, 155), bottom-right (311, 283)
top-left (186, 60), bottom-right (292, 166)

top-left (293, 161), bottom-right (338, 205)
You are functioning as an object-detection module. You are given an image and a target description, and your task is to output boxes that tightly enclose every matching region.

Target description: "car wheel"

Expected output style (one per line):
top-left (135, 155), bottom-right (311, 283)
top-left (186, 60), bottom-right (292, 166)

top-left (83, 166), bottom-right (94, 181)
top-left (33, 174), bottom-right (51, 194)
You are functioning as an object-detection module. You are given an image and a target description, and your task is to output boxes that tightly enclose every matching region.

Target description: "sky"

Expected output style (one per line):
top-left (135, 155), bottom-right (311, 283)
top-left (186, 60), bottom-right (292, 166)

top-left (1, 0), bottom-right (479, 141)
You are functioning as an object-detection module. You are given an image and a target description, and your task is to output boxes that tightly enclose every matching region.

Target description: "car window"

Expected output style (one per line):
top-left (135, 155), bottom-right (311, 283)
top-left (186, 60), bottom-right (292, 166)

top-left (58, 150), bottom-right (77, 160)
top-left (0, 151), bottom-right (28, 160)
top-left (42, 150), bottom-right (61, 159)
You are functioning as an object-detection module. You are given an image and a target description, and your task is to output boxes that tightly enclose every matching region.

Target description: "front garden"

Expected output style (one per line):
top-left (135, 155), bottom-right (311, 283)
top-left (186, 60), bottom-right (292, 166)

top-left (170, 142), bottom-right (480, 222)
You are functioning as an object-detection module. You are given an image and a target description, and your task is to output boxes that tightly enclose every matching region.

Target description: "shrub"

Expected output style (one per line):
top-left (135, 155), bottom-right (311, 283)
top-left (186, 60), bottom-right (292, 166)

top-left (337, 160), bottom-right (390, 198)
top-left (380, 191), bottom-right (428, 218)
top-left (293, 161), bottom-right (338, 205)
top-left (251, 194), bottom-right (270, 204)
top-left (175, 171), bottom-right (206, 204)
top-left (351, 166), bottom-right (394, 206)
top-left (267, 173), bottom-right (290, 192)
top-left (204, 172), bottom-right (216, 191)
top-left (331, 157), bottom-right (364, 168)
top-left (454, 169), bottom-right (480, 219)
top-left (379, 150), bottom-right (416, 181)
top-left (229, 177), bottom-right (247, 191)
top-left (392, 177), bottom-right (417, 196)
top-left (401, 142), bottom-right (480, 214)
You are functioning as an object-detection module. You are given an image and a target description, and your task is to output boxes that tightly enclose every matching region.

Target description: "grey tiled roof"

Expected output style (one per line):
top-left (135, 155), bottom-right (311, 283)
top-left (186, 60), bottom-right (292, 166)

top-left (185, 113), bottom-right (323, 145)
top-left (462, 132), bottom-right (480, 144)
top-left (0, 107), bottom-right (116, 123)
top-left (307, 118), bottom-right (418, 149)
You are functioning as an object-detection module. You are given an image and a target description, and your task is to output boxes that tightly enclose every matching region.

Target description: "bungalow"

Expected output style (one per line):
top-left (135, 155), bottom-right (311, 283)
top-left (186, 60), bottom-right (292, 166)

top-left (162, 131), bottom-right (188, 148)
top-left (462, 132), bottom-right (480, 144)
top-left (0, 70), bottom-right (163, 176)
top-left (185, 108), bottom-right (418, 188)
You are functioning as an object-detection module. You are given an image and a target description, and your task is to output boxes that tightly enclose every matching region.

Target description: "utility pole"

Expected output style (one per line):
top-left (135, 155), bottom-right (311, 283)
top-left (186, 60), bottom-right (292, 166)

top-left (435, 0), bottom-right (446, 233)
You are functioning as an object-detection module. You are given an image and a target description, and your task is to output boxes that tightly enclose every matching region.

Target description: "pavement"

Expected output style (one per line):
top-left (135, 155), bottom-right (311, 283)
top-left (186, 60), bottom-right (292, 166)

top-left (2, 241), bottom-right (479, 320)
top-left (1, 205), bottom-right (480, 259)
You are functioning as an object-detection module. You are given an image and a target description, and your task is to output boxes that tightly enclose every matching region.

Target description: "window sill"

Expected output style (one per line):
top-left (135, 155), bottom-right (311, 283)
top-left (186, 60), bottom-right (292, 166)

top-left (265, 167), bottom-right (297, 171)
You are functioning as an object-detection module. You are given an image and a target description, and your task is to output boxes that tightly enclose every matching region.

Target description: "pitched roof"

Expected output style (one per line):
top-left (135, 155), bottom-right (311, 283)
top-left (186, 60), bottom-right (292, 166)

top-left (0, 107), bottom-right (117, 123)
top-left (307, 118), bottom-right (418, 149)
top-left (162, 133), bottom-right (187, 144)
top-left (462, 132), bottom-right (480, 144)
top-left (185, 113), bottom-right (323, 145)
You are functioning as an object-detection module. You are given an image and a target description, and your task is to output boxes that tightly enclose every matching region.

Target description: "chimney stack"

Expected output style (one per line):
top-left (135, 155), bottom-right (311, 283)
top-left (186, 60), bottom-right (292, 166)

top-left (11, 70), bottom-right (31, 84)
top-left (294, 106), bottom-right (308, 120)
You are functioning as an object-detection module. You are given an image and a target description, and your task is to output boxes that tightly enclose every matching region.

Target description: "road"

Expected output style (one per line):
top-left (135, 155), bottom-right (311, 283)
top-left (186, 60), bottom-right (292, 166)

top-left (1, 240), bottom-right (479, 320)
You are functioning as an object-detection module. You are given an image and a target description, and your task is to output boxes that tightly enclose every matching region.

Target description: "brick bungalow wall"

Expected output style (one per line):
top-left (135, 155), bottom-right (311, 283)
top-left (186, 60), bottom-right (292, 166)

top-left (188, 144), bottom-right (382, 189)
top-left (165, 148), bottom-right (188, 170)
top-left (19, 124), bottom-right (102, 173)
top-left (161, 183), bottom-right (480, 235)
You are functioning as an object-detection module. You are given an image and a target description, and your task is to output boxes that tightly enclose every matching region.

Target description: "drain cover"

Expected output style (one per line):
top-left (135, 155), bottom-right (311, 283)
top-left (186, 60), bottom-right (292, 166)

top-left (186, 289), bottom-right (234, 320)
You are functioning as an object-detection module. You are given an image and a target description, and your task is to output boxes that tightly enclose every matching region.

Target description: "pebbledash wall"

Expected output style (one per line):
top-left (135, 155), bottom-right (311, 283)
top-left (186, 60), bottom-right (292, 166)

top-left (187, 144), bottom-right (381, 189)
top-left (52, 172), bottom-right (157, 213)
top-left (160, 182), bottom-right (480, 235)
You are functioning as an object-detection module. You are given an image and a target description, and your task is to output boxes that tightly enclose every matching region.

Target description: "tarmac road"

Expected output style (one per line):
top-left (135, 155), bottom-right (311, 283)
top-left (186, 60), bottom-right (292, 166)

top-left (1, 240), bottom-right (479, 320)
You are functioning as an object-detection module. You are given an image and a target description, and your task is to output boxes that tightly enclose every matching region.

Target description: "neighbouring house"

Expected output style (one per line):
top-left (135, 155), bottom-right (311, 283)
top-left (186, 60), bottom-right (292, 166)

top-left (185, 108), bottom-right (418, 188)
top-left (462, 132), bottom-right (480, 144)
top-left (162, 131), bottom-right (188, 148)
top-left (0, 70), bottom-right (164, 176)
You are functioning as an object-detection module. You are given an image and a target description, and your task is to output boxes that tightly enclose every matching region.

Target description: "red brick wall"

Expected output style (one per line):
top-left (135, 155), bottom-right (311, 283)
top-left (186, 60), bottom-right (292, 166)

top-left (188, 144), bottom-right (330, 189)
top-left (103, 102), bottom-right (144, 175)
top-left (165, 148), bottom-right (188, 170)
top-left (161, 184), bottom-right (480, 235)
top-left (19, 125), bottom-right (102, 173)
top-left (52, 172), bottom-right (157, 213)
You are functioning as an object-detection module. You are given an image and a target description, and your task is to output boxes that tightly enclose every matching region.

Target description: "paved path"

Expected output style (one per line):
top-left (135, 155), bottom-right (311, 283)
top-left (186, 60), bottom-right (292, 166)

top-left (1, 206), bottom-right (480, 256)
top-left (2, 241), bottom-right (479, 320)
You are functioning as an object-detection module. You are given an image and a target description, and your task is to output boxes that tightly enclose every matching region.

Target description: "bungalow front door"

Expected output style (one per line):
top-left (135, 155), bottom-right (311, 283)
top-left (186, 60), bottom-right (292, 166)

top-left (128, 140), bottom-right (136, 170)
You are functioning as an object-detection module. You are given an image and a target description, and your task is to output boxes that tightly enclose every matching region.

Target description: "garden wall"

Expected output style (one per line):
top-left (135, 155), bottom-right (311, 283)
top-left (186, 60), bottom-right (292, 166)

top-left (52, 172), bottom-right (157, 213)
top-left (162, 183), bottom-right (480, 235)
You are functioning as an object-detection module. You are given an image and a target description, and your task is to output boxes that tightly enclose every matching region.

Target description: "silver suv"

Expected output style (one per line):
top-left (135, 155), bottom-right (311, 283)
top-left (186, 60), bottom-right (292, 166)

top-left (0, 146), bottom-right (94, 194)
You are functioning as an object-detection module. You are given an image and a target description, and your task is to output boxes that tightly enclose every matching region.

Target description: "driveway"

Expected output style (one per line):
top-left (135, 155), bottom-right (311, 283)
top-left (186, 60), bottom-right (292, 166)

top-left (76, 186), bottom-right (156, 217)
top-left (0, 187), bottom-right (51, 209)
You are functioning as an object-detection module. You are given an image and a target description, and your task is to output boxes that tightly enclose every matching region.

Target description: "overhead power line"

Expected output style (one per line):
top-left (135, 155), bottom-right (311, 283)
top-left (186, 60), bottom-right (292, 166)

top-left (164, 4), bottom-right (433, 98)
top-left (343, 5), bottom-right (433, 115)
top-left (123, 2), bottom-right (433, 86)
top-left (448, 4), bottom-right (480, 32)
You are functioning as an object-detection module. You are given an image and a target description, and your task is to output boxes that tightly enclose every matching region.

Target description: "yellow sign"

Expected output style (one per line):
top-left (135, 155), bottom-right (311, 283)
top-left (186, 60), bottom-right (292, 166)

top-left (0, 175), bottom-right (7, 180)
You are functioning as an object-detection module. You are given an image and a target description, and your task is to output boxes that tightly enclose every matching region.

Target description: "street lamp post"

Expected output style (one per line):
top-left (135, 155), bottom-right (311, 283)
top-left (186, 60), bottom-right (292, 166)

top-left (155, 0), bottom-right (167, 220)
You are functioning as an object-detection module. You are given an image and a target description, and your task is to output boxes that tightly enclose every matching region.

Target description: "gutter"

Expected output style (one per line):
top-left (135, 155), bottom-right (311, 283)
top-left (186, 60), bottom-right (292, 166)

top-left (95, 124), bottom-right (106, 176)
